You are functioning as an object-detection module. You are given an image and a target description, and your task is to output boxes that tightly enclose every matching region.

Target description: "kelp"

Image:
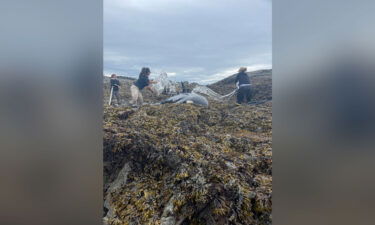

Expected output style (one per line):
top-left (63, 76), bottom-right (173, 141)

top-left (103, 101), bottom-right (272, 225)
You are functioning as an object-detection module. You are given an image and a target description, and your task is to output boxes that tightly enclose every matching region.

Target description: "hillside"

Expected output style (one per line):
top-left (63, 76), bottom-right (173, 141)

top-left (208, 69), bottom-right (272, 102)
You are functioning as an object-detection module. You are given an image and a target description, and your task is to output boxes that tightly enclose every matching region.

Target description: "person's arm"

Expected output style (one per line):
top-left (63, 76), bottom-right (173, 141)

top-left (145, 78), bottom-right (157, 94)
top-left (145, 85), bottom-right (157, 94)
top-left (116, 80), bottom-right (121, 88)
top-left (235, 74), bottom-right (239, 84)
top-left (148, 79), bottom-right (157, 84)
top-left (235, 74), bottom-right (240, 88)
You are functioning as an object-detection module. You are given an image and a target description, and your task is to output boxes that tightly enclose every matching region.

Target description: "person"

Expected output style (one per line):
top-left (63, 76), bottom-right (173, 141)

top-left (130, 67), bottom-right (157, 105)
top-left (235, 67), bottom-right (252, 104)
top-left (181, 81), bottom-right (189, 93)
top-left (110, 74), bottom-right (121, 105)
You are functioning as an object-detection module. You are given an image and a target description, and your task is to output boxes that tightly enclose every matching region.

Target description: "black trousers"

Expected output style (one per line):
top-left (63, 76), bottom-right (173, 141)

top-left (237, 86), bottom-right (252, 104)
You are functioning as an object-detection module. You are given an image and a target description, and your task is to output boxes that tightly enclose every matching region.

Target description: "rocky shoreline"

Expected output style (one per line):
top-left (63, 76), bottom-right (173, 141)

top-left (103, 101), bottom-right (272, 225)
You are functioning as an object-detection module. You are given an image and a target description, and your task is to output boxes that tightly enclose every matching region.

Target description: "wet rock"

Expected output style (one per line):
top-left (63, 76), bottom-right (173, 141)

top-left (103, 100), bottom-right (272, 225)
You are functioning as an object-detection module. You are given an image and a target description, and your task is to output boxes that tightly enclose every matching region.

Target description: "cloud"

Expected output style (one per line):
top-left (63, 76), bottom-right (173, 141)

top-left (104, 0), bottom-right (271, 83)
top-left (104, 50), bottom-right (130, 65)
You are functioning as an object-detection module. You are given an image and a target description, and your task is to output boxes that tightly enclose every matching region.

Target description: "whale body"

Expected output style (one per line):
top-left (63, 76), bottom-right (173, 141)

top-left (161, 93), bottom-right (209, 106)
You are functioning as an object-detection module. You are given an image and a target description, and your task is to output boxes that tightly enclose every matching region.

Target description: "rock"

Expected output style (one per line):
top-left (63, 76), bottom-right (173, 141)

top-left (103, 101), bottom-right (272, 225)
top-left (160, 217), bottom-right (176, 225)
top-left (104, 163), bottom-right (131, 220)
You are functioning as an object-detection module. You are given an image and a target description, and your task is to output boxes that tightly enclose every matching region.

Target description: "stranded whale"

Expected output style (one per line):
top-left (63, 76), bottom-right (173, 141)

top-left (161, 93), bottom-right (209, 106)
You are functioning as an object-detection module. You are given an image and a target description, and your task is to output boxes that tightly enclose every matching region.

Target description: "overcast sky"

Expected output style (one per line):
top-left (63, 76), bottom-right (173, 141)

top-left (104, 0), bottom-right (271, 84)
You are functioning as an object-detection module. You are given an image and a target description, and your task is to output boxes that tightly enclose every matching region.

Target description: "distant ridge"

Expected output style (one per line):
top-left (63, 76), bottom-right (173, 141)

top-left (117, 75), bottom-right (136, 81)
top-left (209, 69), bottom-right (272, 86)
top-left (208, 69), bottom-right (272, 101)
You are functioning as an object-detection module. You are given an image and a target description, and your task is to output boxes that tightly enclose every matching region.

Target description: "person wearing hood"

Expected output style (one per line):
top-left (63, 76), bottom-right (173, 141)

top-left (130, 67), bottom-right (157, 105)
top-left (235, 67), bottom-right (252, 104)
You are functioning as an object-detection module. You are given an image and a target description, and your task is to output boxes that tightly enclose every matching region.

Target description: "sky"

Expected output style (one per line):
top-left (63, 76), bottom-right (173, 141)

top-left (104, 0), bottom-right (271, 84)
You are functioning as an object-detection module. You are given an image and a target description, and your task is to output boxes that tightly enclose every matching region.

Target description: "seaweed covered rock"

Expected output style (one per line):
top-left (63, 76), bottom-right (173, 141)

top-left (103, 102), bottom-right (272, 225)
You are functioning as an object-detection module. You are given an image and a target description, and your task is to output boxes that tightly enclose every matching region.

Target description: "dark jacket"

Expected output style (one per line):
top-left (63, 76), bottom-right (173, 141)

top-left (235, 72), bottom-right (251, 86)
top-left (110, 78), bottom-right (120, 91)
top-left (134, 75), bottom-right (150, 90)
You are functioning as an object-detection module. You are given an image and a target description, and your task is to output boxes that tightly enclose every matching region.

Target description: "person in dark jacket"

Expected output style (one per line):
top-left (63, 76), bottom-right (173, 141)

top-left (235, 67), bottom-right (252, 104)
top-left (110, 74), bottom-right (121, 105)
top-left (130, 67), bottom-right (157, 105)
